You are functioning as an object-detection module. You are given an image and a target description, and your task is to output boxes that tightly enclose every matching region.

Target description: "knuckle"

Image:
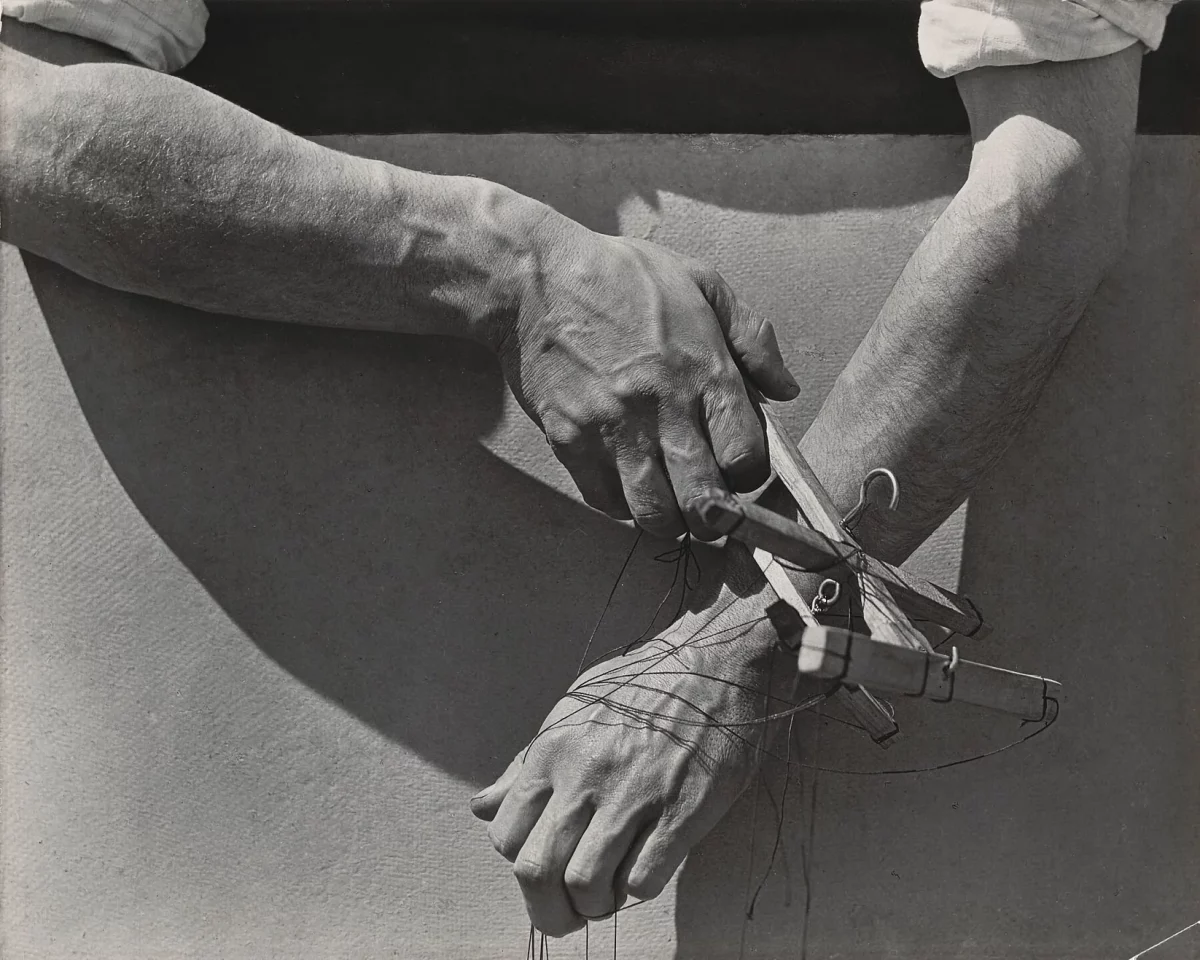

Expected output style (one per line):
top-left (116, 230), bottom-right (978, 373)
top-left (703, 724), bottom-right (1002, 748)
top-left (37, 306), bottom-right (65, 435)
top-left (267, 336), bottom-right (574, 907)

top-left (698, 355), bottom-right (743, 392)
top-left (720, 444), bottom-right (769, 490)
top-left (513, 856), bottom-right (555, 888)
top-left (562, 864), bottom-right (600, 896)
top-left (630, 505), bottom-right (685, 539)
top-left (585, 397), bottom-right (634, 437)
top-left (487, 827), bottom-right (522, 863)
top-left (692, 262), bottom-right (726, 290)
top-left (624, 868), bottom-right (668, 902)
top-left (577, 486), bottom-right (621, 515)
top-left (610, 367), bottom-right (666, 410)
top-left (542, 418), bottom-right (589, 459)
top-left (722, 441), bottom-right (766, 473)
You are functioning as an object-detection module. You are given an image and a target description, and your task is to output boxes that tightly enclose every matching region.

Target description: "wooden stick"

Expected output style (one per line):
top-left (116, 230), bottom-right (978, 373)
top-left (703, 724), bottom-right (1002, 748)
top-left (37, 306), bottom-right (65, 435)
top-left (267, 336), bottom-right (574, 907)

top-left (751, 403), bottom-right (922, 742)
top-left (698, 493), bottom-right (987, 640)
top-left (797, 625), bottom-right (1061, 721)
top-left (761, 405), bottom-right (958, 648)
top-left (756, 554), bottom-right (900, 746)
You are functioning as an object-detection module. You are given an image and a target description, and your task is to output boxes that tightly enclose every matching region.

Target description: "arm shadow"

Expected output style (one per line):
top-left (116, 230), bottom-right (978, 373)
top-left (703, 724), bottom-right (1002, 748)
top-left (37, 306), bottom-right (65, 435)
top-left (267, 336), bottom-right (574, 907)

top-left (671, 140), bottom-right (1200, 956)
top-left (23, 251), bottom-right (696, 787)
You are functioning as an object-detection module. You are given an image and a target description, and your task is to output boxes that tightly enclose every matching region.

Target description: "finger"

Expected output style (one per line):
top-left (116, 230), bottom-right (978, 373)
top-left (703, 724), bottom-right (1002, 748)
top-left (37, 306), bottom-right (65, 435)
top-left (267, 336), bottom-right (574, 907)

top-left (693, 269), bottom-right (800, 402)
top-left (563, 812), bottom-right (646, 920)
top-left (543, 420), bottom-right (632, 520)
top-left (575, 464), bottom-right (633, 520)
top-left (615, 447), bottom-right (687, 541)
top-left (513, 799), bottom-right (594, 938)
top-left (614, 820), bottom-right (693, 904)
top-left (470, 752), bottom-right (524, 822)
top-left (659, 425), bottom-right (729, 542)
top-left (701, 384), bottom-right (770, 494)
top-left (487, 777), bottom-right (552, 863)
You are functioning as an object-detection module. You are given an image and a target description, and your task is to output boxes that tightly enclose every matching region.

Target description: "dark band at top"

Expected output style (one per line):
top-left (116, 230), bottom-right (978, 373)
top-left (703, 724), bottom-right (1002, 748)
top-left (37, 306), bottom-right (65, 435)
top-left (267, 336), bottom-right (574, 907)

top-left (183, 1), bottom-right (1198, 135)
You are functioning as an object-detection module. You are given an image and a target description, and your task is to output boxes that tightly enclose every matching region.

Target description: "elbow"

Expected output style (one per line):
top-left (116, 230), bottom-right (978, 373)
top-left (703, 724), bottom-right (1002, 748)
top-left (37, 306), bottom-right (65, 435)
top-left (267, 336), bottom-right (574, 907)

top-left (972, 114), bottom-right (1131, 286)
top-left (0, 40), bottom-right (56, 242)
top-left (1040, 129), bottom-right (1130, 278)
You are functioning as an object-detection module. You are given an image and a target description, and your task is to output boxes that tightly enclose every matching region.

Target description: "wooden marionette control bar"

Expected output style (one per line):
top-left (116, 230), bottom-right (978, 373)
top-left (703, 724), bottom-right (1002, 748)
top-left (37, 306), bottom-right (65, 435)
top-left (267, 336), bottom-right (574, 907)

top-left (741, 397), bottom-right (924, 743)
top-left (795, 624), bottom-right (1061, 721)
top-left (706, 405), bottom-right (1062, 729)
top-left (697, 489), bottom-right (989, 640)
top-left (755, 546), bottom-right (901, 745)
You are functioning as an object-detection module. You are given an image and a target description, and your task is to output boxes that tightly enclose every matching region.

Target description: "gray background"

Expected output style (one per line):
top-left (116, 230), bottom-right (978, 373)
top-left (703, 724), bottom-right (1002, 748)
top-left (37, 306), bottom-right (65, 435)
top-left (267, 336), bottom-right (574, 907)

top-left (1, 133), bottom-right (1196, 958)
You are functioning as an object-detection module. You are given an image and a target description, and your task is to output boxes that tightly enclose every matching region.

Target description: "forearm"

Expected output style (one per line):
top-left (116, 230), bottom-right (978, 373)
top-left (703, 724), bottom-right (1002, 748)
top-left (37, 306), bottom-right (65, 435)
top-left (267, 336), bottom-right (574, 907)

top-left (698, 50), bottom-right (1140, 637)
top-left (0, 23), bottom-right (546, 339)
top-left (802, 63), bottom-right (1137, 563)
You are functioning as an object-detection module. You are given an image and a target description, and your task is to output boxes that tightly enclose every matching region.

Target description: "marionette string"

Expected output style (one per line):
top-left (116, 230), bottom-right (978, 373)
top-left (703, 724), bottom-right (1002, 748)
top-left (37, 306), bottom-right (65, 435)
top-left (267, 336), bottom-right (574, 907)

top-left (521, 531), bottom-right (1059, 959)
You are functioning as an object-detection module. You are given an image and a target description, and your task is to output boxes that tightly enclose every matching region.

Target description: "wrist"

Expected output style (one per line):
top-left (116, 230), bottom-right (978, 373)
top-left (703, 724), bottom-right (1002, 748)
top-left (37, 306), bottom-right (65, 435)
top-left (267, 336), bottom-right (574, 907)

top-left (432, 174), bottom-right (576, 351)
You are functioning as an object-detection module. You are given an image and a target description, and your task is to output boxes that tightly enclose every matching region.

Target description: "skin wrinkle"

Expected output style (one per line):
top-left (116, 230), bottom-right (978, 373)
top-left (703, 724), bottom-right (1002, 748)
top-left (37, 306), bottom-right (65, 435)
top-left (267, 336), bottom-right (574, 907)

top-left (0, 39), bottom-right (799, 857)
top-left (821, 109), bottom-right (1131, 558)
top-left (492, 225), bottom-right (771, 537)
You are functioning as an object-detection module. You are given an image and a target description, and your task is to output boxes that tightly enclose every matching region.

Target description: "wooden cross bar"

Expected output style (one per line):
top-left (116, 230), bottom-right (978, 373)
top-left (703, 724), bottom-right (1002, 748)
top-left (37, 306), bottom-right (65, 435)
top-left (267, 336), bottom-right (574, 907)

top-left (698, 492), bottom-right (988, 640)
top-left (698, 401), bottom-right (1059, 741)
top-left (793, 621), bottom-right (1061, 721)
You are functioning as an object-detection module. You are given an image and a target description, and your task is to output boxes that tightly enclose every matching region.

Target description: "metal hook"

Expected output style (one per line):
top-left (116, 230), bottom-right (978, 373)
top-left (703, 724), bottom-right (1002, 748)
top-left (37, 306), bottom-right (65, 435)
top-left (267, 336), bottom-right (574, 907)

top-left (943, 645), bottom-right (960, 676)
top-left (841, 467), bottom-right (901, 531)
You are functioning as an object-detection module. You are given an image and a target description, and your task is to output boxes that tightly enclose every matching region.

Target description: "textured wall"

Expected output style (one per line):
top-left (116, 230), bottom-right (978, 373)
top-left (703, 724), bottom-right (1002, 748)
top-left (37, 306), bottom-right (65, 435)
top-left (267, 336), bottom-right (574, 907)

top-left (1, 134), bottom-right (1196, 959)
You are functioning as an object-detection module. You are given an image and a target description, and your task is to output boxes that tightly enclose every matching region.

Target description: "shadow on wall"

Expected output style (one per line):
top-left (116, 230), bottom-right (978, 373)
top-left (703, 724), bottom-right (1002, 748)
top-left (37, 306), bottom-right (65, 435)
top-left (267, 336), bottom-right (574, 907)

top-left (24, 250), bottom-right (701, 787)
top-left (21, 136), bottom-right (1200, 957)
top-left (670, 142), bottom-right (1200, 957)
top-left (20, 136), bottom-right (974, 792)
top-left (329, 132), bottom-right (975, 238)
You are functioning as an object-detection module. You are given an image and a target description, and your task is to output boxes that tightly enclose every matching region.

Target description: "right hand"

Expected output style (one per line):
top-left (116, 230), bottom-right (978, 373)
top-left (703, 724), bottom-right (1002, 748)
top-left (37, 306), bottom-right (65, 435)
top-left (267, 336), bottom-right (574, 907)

top-left (492, 211), bottom-right (801, 541)
top-left (470, 607), bottom-right (782, 936)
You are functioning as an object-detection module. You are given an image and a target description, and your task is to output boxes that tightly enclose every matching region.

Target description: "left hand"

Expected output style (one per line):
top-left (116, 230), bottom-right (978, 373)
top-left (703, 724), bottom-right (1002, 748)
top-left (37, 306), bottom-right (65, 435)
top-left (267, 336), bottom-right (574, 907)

top-left (469, 613), bottom-right (783, 936)
top-left (487, 210), bottom-right (801, 541)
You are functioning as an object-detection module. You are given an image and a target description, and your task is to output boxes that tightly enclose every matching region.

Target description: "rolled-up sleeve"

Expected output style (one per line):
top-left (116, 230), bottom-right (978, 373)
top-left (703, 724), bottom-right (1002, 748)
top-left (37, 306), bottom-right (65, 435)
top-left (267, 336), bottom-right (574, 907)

top-left (919, 0), bottom-right (1179, 78)
top-left (0, 0), bottom-right (208, 72)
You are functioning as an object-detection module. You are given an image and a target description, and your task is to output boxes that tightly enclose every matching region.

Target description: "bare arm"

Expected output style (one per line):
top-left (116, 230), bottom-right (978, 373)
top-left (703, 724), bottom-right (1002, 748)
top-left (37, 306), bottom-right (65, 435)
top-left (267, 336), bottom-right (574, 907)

top-left (805, 46), bottom-right (1140, 561)
top-left (0, 19), bottom-right (800, 538)
top-left (475, 46), bottom-right (1142, 936)
top-left (0, 22), bottom-right (533, 337)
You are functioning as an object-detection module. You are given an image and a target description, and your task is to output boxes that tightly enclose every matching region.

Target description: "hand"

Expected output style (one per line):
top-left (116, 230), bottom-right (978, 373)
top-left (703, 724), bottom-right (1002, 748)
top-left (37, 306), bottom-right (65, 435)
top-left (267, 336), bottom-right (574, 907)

top-left (494, 212), bottom-right (800, 540)
top-left (470, 612), bottom-right (783, 937)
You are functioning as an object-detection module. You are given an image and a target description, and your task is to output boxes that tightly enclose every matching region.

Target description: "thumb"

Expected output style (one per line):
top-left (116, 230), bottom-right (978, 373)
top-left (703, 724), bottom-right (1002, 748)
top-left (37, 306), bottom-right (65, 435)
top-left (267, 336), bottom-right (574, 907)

top-left (469, 751), bottom-right (525, 821)
top-left (695, 269), bottom-right (801, 402)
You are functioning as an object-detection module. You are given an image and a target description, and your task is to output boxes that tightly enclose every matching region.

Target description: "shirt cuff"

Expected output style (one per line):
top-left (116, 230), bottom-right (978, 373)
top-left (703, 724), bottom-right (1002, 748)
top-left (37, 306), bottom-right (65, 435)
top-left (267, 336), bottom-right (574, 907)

top-left (918, 0), bottom-right (1177, 78)
top-left (0, 0), bottom-right (208, 72)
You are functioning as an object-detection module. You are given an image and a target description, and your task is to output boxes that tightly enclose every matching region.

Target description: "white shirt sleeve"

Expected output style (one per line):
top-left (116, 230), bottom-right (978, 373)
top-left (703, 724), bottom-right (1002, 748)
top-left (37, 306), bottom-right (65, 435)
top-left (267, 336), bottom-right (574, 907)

top-left (918, 0), bottom-right (1179, 78)
top-left (0, 0), bottom-right (208, 72)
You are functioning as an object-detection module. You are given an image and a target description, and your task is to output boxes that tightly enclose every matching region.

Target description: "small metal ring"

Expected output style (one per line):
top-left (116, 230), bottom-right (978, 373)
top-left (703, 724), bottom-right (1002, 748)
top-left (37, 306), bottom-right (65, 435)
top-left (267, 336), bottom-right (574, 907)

top-left (810, 578), bottom-right (842, 616)
top-left (817, 579), bottom-right (841, 605)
